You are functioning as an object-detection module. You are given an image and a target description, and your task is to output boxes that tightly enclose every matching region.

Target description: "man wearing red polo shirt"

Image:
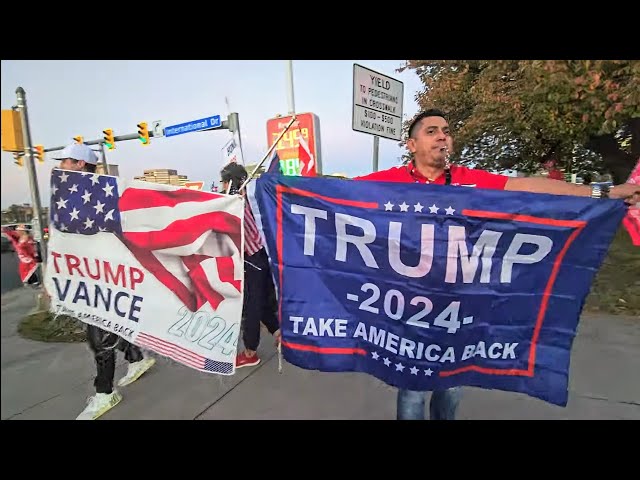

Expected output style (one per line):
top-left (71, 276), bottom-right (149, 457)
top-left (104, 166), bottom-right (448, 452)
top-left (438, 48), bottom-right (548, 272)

top-left (355, 109), bottom-right (639, 420)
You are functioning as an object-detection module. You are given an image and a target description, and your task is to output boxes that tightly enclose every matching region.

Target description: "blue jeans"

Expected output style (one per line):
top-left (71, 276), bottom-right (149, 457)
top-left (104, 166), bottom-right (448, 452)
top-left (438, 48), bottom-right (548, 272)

top-left (397, 387), bottom-right (462, 420)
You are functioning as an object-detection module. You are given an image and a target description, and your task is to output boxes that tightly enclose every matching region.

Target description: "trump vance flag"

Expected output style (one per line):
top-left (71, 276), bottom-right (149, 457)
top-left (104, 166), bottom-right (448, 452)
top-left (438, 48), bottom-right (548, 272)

top-left (252, 173), bottom-right (627, 406)
top-left (45, 169), bottom-right (244, 375)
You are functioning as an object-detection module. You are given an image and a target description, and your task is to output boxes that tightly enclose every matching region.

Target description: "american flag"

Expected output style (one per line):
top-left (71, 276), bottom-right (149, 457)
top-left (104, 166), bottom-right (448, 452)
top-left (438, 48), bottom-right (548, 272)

top-left (266, 150), bottom-right (282, 174)
top-left (298, 133), bottom-right (315, 175)
top-left (135, 332), bottom-right (234, 374)
top-left (49, 169), bottom-right (244, 313)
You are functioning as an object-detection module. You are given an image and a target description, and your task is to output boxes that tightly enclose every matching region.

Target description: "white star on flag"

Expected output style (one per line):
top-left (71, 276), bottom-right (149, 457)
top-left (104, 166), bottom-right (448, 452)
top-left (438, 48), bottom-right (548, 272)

top-left (56, 198), bottom-right (68, 209)
top-left (103, 183), bottom-right (115, 197)
top-left (410, 366), bottom-right (419, 375)
top-left (68, 184), bottom-right (79, 194)
top-left (371, 351), bottom-right (380, 360)
top-left (395, 362), bottom-right (405, 372)
top-left (424, 368), bottom-right (434, 376)
top-left (90, 174), bottom-right (100, 185)
top-left (445, 206), bottom-right (456, 215)
top-left (399, 202), bottom-right (409, 212)
top-left (93, 200), bottom-right (105, 214)
top-left (81, 190), bottom-right (92, 204)
top-left (383, 357), bottom-right (391, 367)
top-left (69, 208), bottom-right (80, 221)
top-left (384, 201), bottom-right (394, 211)
top-left (83, 217), bottom-right (95, 229)
top-left (59, 172), bottom-right (69, 183)
top-left (52, 185), bottom-right (58, 195)
top-left (429, 204), bottom-right (439, 214)
top-left (104, 209), bottom-right (115, 221)
top-left (414, 202), bottom-right (424, 213)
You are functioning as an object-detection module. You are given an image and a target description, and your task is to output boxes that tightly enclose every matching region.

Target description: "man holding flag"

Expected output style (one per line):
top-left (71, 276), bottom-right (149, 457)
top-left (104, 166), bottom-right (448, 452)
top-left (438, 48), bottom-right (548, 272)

top-left (355, 109), bottom-right (639, 420)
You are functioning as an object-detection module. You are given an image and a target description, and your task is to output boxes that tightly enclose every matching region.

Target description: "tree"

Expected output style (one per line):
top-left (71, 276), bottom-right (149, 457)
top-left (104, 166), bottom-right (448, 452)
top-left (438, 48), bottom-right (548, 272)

top-left (398, 60), bottom-right (640, 183)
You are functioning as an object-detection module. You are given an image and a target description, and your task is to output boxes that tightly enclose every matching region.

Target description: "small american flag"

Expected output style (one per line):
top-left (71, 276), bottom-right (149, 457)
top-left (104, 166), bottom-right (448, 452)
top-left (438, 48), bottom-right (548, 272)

top-left (49, 169), bottom-right (244, 313)
top-left (136, 332), bottom-right (234, 374)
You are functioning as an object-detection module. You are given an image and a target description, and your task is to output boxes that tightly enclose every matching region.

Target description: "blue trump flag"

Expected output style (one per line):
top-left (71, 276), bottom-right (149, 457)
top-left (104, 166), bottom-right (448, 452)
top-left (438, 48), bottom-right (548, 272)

top-left (251, 173), bottom-right (627, 406)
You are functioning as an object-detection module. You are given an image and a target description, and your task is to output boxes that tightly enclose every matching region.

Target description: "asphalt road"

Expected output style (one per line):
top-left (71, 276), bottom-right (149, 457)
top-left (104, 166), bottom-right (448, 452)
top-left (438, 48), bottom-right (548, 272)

top-left (1, 252), bottom-right (21, 294)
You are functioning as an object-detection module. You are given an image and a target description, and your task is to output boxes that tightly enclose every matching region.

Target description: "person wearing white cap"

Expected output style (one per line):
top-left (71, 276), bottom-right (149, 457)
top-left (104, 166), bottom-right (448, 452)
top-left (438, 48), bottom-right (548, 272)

top-left (52, 144), bottom-right (156, 420)
top-left (51, 143), bottom-right (101, 171)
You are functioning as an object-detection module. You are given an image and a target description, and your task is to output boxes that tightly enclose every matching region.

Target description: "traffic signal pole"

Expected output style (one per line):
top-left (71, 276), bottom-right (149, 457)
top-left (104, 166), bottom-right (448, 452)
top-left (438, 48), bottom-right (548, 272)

top-left (15, 87), bottom-right (49, 310)
top-left (16, 87), bottom-right (47, 263)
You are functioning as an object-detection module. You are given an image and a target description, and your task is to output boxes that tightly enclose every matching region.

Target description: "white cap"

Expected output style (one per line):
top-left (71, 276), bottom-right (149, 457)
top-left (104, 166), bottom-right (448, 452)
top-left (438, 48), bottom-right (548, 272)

top-left (51, 144), bottom-right (99, 165)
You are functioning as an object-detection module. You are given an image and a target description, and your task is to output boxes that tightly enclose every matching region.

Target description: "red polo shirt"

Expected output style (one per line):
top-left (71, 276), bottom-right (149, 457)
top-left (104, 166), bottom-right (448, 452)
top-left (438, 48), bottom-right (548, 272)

top-left (354, 164), bottom-right (508, 190)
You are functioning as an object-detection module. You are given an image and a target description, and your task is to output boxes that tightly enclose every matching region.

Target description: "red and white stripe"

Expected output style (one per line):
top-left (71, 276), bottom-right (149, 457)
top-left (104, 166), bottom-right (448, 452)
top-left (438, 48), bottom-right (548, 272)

top-left (298, 134), bottom-right (315, 175)
top-left (135, 332), bottom-right (206, 369)
top-left (117, 183), bottom-right (244, 312)
top-left (244, 201), bottom-right (263, 256)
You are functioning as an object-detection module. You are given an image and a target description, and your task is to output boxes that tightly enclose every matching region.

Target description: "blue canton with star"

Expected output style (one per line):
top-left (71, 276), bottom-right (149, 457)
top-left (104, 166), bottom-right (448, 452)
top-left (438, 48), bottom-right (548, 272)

top-left (49, 169), bottom-right (123, 236)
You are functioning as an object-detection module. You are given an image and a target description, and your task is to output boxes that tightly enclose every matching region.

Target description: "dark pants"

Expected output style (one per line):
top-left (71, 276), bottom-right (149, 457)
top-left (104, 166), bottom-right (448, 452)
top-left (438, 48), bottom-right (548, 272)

top-left (86, 325), bottom-right (143, 394)
top-left (243, 248), bottom-right (279, 351)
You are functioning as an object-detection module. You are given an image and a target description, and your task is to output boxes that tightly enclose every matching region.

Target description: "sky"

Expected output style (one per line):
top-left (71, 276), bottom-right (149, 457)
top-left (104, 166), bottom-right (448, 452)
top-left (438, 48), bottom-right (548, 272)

top-left (0, 60), bottom-right (425, 209)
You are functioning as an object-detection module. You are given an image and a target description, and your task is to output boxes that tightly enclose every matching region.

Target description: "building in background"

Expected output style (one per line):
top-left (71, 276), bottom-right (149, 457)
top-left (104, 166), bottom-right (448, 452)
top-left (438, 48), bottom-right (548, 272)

top-left (1, 205), bottom-right (49, 224)
top-left (134, 169), bottom-right (189, 186)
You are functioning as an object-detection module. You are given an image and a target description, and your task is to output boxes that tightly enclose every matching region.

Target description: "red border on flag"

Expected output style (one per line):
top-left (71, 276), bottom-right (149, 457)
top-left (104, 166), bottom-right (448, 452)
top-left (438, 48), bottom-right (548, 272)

top-left (275, 186), bottom-right (587, 377)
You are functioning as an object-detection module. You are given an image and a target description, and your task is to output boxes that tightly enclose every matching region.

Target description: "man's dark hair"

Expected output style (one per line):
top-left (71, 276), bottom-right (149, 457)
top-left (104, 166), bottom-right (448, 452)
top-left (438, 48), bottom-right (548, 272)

top-left (220, 162), bottom-right (248, 185)
top-left (407, 109), bottom-right (448, 138)
top-left (67, 158), bottom-right (97, 173)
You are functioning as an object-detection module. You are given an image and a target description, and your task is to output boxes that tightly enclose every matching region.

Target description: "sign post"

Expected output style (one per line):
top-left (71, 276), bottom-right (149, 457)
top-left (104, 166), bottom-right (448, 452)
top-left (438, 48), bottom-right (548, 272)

top-left (352, 64), bottom-right (404, 172)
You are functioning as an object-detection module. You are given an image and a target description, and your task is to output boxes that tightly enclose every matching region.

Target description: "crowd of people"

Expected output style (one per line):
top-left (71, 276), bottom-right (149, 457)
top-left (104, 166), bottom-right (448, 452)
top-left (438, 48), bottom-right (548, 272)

top-left (9, 110), bottom-right (639, 421)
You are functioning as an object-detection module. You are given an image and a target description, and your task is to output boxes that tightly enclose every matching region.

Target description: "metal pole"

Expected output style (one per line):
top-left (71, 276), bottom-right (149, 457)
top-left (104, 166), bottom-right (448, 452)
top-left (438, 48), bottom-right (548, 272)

top-left (286, 60), bottom-right (296, 115)
top-left (234, 115), bottom-right (245, 166)
top-left (16, 87), bottom-right (47, 266)
top-left (100, 142), bottom-right (110, 175)
top-left (373, 135), bottom-right (380, 172)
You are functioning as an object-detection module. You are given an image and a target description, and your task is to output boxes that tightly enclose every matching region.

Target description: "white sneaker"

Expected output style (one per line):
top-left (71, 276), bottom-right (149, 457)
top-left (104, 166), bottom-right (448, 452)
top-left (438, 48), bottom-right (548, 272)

top-left (117, 357), bottom-right (156, 387)
top-left (76, 391), bottom-right (122, 420)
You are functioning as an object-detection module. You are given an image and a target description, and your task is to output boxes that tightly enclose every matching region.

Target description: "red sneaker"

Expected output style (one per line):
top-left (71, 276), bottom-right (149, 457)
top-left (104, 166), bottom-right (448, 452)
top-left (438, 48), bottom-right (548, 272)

top-left (236, 351), bottom-right (261, 368)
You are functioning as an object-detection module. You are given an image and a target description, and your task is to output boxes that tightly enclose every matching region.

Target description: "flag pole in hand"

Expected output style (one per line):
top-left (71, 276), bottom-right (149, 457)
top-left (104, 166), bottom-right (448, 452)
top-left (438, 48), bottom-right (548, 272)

top-left (239, 115), bottom-right (297, 193)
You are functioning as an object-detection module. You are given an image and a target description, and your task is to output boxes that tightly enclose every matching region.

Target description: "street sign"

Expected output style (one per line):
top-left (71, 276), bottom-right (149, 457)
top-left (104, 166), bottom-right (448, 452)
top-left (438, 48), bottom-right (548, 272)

top-left (265, 112), bottom-right (322, 176)
top-left (164, 115), bottom-right (221, 138)
top-left (352, 64), bottom-right (404, 141)
top-left (152, 120), bottom-right (164, 138)
top-left (31, 216), bottom-right (41, 242)
top-left (184, 181), bottom-right (204, 190)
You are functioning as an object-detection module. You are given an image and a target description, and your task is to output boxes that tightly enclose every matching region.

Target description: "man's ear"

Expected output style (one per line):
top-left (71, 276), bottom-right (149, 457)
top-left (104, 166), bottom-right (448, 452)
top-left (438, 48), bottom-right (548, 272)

top-left (77, 160), bottom-right (87, 170)
top-left (406, 137), bottom-right (416, 154)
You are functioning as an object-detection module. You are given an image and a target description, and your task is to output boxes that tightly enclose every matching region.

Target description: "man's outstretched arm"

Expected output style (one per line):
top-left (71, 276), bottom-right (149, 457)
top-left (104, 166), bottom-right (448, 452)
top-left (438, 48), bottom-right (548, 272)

top-left (505, 177), bottom-right (639, 203)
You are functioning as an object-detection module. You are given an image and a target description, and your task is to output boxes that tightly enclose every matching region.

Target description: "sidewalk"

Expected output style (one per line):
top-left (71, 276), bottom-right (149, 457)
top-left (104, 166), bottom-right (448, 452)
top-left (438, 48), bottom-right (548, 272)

top-left (2, 287), bottom-right (639, 420)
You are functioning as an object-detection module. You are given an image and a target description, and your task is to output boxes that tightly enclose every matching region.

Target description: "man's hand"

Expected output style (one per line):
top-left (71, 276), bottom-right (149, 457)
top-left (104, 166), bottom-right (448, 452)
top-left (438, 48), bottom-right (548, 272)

top-left (611, 183), bottom-right (640, 205)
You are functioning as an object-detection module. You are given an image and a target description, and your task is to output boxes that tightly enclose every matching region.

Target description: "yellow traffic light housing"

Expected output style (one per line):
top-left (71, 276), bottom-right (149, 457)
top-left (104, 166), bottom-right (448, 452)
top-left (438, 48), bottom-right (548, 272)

top-left (103, 129), bottom-right (115, 150)
top-left (73, 136), bottom-right (83, 144)
top-left (137, 122), bottom-right (150, 145)
top-left (34, 145), bottom-right (44, 163)
top-left (1, 110), bottom-right (24, 152)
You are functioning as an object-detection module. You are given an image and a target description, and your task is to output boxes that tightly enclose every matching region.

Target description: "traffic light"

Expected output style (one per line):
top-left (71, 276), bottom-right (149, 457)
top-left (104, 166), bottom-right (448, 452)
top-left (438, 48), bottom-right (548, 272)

top-left (73, 135), bottom-right (83, 144)
top-left (34, 145), bottom-right (44, 163)
top-left (228, 112), bottom-right (239, 133)
top-left (13, 152), bottom-right (23, 167)
top-left (137, 122), bottom-right (150, 146)
top-left (103, 129), bottom-right (115, 150)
